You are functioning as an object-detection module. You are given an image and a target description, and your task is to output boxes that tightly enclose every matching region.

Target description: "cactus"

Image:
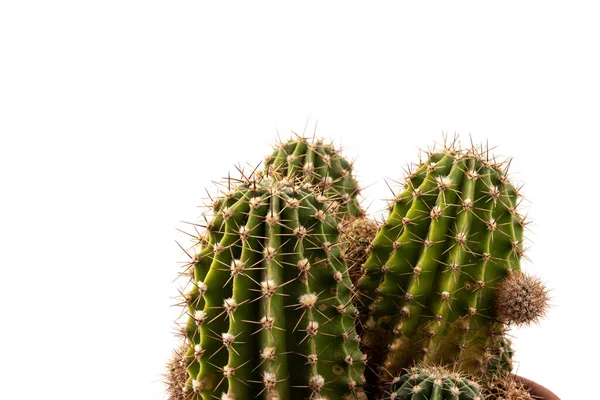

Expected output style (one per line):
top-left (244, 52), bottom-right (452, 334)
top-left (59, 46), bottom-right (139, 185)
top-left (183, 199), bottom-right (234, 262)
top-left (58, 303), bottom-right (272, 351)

top-left (481, 335), bottom-right (514, 379)
top-left (180, 175), bottom-right (365, 400)
top-left (384, 365), bottom-right (484, 400)
top-left (357, 141), bottom-right (528, 381)
top-left (495, 271), bottom-right (549, 326)
top-left (264, 136), bottom-right (364, 219)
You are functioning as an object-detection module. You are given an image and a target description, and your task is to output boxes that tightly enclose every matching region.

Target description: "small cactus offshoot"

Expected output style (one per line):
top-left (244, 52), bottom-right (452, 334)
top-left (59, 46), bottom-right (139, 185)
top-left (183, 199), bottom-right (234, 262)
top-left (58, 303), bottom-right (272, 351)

top-left (384, 365), bottom-right (484, 400)
top-left (165, 133), bottom-right (554, 400)
top-left (495, 271), bottom-right (549, 326)
top-left (339, 217), bottom-right (380, 284)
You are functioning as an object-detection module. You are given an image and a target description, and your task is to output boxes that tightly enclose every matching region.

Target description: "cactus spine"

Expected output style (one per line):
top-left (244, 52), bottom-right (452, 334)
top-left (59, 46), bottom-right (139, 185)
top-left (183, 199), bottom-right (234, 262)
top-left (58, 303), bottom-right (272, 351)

top-left (357, 142), bottom-right (526, 380)
top-left (182, 176), bottom-right (365, 400)
top-left (264, 137), bottom-right (364, 219)
top-left (385, 366), bottom-right (484, 400)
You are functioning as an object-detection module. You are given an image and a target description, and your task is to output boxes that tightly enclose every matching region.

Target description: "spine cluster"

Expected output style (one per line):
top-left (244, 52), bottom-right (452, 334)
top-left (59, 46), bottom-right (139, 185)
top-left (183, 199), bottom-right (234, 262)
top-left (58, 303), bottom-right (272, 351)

top-left (264, 137), bottom-right (364, 219)
top-left (357, 145), bottom-right (527, 380)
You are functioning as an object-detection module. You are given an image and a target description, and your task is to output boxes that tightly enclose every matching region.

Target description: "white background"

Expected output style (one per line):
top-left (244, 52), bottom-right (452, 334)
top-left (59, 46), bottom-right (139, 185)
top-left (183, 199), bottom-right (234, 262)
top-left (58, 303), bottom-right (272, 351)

top-left (1, 2), bottom-right (598, 399)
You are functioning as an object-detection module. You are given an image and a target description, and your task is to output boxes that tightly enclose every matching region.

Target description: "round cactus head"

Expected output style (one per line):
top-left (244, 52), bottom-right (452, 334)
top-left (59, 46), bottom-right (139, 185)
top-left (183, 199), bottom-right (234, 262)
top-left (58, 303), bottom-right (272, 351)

top-left (385, 365), bottom-right (484, 400)
top-left (179, 173), bottom-right (365, 399)
top-left (263, 136), bottom-right (364, 219)
top-left (495, 270), bottom-right (549, 326)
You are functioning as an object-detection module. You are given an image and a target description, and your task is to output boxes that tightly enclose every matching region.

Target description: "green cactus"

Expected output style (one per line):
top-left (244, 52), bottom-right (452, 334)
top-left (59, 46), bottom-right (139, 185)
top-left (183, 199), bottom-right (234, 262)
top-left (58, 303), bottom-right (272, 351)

top-left (180, 175), bottom-right (365, 400)
top-left (357, 142), bottom-right (527, 381)
top-left (384, 366), bottom-right (484, 400)
top-left (481, 335), bottom-right (514, 379)
top-left (494, 271), bottom-right (549, 327)
top-left (264, 136), bottom-right (364, 219)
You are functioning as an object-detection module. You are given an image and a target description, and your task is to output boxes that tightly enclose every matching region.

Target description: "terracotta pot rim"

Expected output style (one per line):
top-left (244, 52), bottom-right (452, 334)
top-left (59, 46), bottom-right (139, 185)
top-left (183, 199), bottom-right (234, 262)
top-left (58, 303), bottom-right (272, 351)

top-left (511, 374), bottom-right (560, 400)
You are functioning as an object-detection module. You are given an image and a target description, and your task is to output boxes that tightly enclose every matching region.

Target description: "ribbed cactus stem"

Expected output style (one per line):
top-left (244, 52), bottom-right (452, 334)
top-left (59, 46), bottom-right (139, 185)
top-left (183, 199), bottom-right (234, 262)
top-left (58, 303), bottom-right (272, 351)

top-left (182, 176), bottom-right (365, 399)
top-left (358, 143), bottom-right (526, 380)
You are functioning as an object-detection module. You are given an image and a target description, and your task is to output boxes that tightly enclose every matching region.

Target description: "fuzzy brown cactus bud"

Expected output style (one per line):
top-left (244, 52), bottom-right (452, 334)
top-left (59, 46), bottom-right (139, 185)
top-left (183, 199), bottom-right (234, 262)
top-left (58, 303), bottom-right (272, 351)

top-left (339, 217), bottom-right (379, 284)
top-left (495, 271), bottom-right (550, 326)
top-left (483, 375), bottom-right (533, 399)
top-left (164, 341), bottom-right (189, 400)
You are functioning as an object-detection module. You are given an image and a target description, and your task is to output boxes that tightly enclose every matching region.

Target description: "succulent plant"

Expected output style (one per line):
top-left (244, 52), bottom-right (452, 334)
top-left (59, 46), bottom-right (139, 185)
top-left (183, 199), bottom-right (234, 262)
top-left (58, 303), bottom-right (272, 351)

top-left (495, 271), bottom-right (549, 326)
top-left (357, 142), bottom-right (531, 381)
top-left (165, 134), bottom-right (552, 400)
top-left (384, 365), bottom-right (484, 400)
top-left (263, 136), bottom-right (364, 219)
top-left (179, 175), bottom-right (366, 400)
top-left (481, 335), bottom-right (514, 379)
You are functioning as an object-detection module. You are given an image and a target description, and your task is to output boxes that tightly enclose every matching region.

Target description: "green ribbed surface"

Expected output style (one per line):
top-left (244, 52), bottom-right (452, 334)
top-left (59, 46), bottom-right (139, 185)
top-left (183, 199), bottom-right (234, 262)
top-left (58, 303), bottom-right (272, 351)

top-left (357, 146), bottom-right (525, 380)
top-left (264, 137), bottom-right (364, 219)
top-left (385, 366), bottom-right (483, 400)
top-left (183, 177), bottom-right (365, 400)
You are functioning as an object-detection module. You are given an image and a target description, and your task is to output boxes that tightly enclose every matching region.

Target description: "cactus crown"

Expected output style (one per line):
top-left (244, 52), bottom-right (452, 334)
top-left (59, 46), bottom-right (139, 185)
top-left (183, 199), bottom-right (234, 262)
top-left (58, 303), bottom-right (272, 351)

top-left (180, 173), bottom-right (365, 399)
top-left (358, 140), bottom-right (528, 379)
top-left (264, 136), bottom-right (364, 219)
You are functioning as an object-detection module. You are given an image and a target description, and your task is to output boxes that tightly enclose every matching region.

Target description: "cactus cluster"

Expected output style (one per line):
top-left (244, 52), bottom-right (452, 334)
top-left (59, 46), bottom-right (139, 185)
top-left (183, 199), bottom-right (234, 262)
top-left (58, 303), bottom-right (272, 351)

top-left (165, 134), bottom-right (550, 400)
top-left (483, 376), bottom-right (533, 400)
